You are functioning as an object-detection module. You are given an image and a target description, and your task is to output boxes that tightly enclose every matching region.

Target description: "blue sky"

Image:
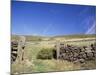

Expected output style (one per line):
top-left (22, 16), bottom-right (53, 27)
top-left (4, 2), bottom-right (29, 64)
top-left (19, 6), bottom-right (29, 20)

top-left (11, 1), bottom-right (96, 36)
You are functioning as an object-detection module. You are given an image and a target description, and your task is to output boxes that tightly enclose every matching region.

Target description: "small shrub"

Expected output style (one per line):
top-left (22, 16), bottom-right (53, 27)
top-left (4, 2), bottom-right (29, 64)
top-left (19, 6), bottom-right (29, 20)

top-left (37, 48), bottom-right (54, 59)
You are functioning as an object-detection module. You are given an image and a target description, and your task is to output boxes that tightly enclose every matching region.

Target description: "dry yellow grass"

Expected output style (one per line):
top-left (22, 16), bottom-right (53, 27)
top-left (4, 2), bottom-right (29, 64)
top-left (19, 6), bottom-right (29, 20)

top-left (11, 36), bottom-right (96, 74)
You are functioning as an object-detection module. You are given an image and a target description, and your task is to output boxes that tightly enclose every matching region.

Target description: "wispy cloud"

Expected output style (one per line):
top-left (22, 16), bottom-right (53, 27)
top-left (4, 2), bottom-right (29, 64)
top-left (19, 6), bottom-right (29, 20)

top-left (42, 24), bottom-right (53, 35)
top-left (78, 8), bottom-right (96, 34)
top-left (20, 24), bottom-right (40, 35)
top-left (85, 21), bottom-right (96, 34)
top-left (79, 14), bottom-right (96, 34)
top-left (78, 8), bottom-right (89, 17)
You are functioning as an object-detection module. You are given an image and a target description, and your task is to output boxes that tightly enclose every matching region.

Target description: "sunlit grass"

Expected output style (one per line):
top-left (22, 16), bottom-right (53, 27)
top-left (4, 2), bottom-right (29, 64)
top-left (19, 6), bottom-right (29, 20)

top-left (11, 35), bottom-right (96, 74)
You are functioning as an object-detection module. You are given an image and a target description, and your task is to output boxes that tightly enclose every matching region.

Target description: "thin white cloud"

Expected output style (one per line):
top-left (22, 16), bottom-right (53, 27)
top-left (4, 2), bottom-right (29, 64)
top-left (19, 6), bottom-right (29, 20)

top-left (78, 8), bottom-right (89, 17)
top-left (42, 24), bottom-right (53, 35)
top-left (85, 21), bottom-right (96, 34)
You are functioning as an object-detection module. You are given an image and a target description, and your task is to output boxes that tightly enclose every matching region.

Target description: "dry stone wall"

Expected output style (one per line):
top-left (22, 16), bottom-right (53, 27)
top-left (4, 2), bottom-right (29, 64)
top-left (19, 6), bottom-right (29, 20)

top-left (55, 43), bottom-right (96, 63)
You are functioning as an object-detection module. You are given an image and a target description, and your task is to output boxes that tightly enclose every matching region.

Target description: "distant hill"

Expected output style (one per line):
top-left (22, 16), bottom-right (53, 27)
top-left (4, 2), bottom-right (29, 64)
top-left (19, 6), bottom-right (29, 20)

top-left (11, 35), bottom-right (44, 41)
top-left (52, 34), bottom-right (96, 39)
top-left (11, 34), bottom-right (96, 42)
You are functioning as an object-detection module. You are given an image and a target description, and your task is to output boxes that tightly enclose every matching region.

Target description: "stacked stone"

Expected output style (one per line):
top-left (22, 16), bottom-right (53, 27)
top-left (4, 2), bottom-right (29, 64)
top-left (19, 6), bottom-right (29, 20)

top-left (57, 43), bottom-right (96, 63)
top-left (11, 41), bottom-right (18, 63)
